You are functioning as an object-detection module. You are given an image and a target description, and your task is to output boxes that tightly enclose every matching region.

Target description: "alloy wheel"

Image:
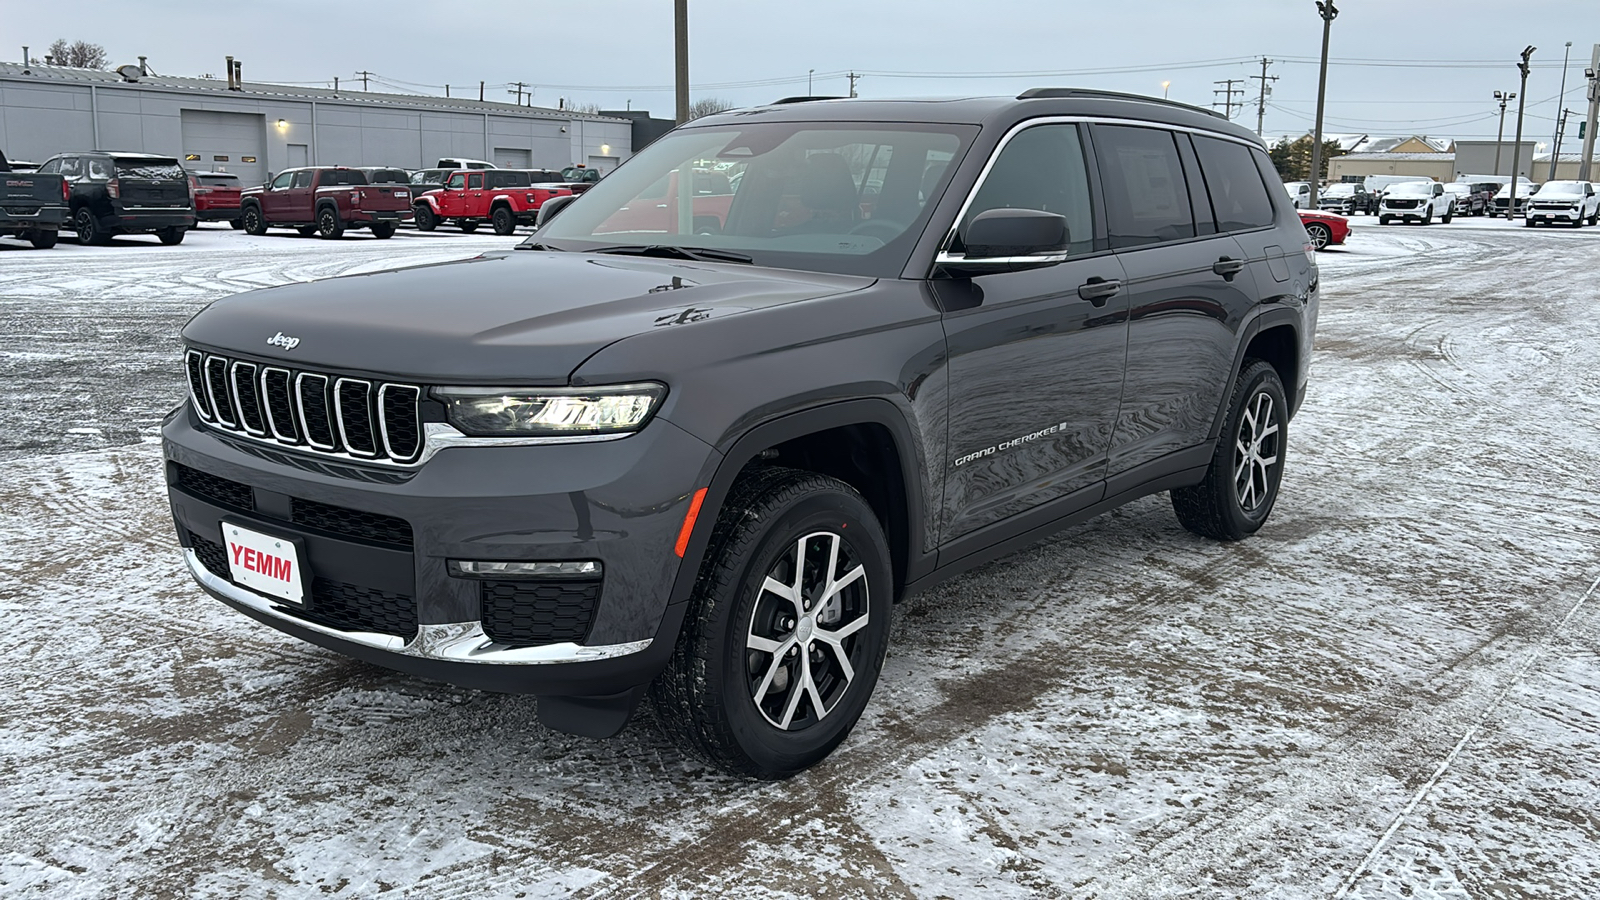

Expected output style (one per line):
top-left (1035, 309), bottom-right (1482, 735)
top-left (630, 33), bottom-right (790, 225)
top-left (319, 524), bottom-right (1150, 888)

top-left (1307, 223), bottom-right (1330, 249)
top-left (744, 531), bottom-right (870, 731)
top-left (1233, 391), bottom-right (1280, 512)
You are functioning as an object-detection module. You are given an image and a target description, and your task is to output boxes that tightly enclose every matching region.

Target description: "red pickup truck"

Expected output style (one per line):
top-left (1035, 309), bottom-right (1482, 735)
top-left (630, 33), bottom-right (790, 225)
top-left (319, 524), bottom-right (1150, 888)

top-left (239, 167), bottom-right (412, 239)
top-left (413, 169), bottom-right (572, 235)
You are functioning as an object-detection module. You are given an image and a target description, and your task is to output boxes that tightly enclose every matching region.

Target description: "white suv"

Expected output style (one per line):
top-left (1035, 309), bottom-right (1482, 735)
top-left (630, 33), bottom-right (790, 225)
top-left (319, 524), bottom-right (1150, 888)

top-left (1524, 181), bottom-right (1600, 227)
top-left (1379, 181), bottom-right (1452, 225)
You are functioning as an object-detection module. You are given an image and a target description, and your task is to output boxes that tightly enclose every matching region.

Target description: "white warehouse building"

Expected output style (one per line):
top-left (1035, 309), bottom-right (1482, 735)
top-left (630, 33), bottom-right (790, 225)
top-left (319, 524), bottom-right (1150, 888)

top-left (0, 61), bottom-right (633, 187)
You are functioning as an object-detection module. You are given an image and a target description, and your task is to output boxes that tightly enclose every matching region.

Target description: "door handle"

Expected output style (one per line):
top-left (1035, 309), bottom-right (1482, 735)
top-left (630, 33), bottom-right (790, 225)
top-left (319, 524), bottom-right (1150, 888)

top-left (1212, 257), bottom-right (1246, 281)
top-left (1077, 277), bottom-right (1123, 306)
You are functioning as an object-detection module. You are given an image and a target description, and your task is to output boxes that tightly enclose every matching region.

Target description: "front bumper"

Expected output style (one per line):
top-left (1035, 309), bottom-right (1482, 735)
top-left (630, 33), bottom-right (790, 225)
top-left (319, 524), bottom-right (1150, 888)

top-left (163, 405), bottom-right (719, 699)
top-left (1527, 209), bottom-right (1583, 223)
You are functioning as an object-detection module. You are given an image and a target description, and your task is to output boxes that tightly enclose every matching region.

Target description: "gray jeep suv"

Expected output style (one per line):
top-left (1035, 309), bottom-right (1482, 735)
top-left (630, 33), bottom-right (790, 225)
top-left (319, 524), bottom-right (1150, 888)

top-left (164, 90), bottom-right (1319, 777)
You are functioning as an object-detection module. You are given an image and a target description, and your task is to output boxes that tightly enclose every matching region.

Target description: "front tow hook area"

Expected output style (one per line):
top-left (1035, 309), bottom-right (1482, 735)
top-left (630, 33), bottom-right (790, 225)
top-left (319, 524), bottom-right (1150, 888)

top-left (536, 687), bottom-right (648, 738)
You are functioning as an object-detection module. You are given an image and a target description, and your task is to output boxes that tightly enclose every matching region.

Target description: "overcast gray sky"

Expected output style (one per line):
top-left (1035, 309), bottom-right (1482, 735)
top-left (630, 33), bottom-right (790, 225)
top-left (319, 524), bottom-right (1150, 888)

top-left (8, 1), bottom-right (1600, 146)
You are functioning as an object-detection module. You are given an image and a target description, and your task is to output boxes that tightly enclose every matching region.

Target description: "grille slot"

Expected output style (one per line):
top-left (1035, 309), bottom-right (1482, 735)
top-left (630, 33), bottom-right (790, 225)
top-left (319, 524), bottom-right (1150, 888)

top-left (184, 349), bottom-right (423, 468)
top-left (174, 464), bottom-right (255, 510)
top-left (480, 579), bottom-right (601, 647)
top-left (190, 531), bottom-right (231, 579)
top-left (290, 497), bottom-right (413, 548)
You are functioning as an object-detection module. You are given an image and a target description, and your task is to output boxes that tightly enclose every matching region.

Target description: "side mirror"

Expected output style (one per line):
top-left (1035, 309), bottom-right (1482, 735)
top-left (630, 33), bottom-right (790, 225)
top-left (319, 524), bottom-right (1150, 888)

top-left (536, 193), bottom-right (579, 227)
top-left (937, 208), bottom-right (1070, 277)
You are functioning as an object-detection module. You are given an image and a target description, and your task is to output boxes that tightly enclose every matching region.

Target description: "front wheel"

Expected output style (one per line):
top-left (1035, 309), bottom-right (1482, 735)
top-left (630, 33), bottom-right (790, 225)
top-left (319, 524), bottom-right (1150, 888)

top-left (413, 204), bottom-right (437, 231)
top-left (242, 205), bottom-right (268, 236)
top-left (1421, 210), bottom-right (1433, 225)
top-left (652, 467), bottom-right (893, 779)
top-left (1441, 210), bottom-right (1452, 224)
top-left (491, 205), bottom-right (517, 236)
top-left (316, 206), bottom-right (344, 239)
top-left (156, 226), bottom-right (185, 245)
top-left (1305, 223), bottom-right (1331, 250)
top-left (1379, 215), bottom-right (1392, 226)
top-left (1171, 359), bottom-right (1288, 541)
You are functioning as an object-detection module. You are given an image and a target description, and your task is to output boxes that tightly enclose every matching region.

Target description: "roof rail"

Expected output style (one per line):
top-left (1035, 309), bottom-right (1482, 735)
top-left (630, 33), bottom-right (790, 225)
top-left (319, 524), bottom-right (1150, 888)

top-left (1016, 88), bottom-right (1225, 120)
top-left (771, 95), bottom-right (848, 105)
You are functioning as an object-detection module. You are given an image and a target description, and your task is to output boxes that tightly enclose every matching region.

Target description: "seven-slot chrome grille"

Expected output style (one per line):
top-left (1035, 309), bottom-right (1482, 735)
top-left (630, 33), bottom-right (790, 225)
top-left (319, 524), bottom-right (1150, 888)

top-left (186, 349), bottom-right (423, 466)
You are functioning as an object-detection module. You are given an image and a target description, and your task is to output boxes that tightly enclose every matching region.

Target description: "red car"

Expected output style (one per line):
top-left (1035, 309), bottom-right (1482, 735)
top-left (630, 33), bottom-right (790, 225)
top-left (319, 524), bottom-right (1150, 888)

top-left (1298, 209), bottom-right (1350, 250)
top-left (188, 171), bottom-right (244, 229)
top-left (413, 169), bottom-right (573, 235)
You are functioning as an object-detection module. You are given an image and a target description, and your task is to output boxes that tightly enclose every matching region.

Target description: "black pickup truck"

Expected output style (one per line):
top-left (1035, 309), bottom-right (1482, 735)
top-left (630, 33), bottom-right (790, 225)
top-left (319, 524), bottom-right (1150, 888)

top-left (0, 149), bottom-right (69, 249)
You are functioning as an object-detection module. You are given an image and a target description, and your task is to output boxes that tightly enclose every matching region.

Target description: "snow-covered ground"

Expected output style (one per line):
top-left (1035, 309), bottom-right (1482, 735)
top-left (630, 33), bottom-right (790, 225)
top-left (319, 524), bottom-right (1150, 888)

top-left (2, 222), bottom-right (1598, 898)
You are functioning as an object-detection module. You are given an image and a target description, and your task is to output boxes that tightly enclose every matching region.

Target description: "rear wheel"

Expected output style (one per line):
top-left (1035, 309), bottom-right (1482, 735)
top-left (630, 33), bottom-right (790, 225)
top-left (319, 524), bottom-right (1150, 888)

top-left (458, 220), bottom-right (479, 234)
top-left (652, 467), bottom-right (893, 779)
top-left (370, 222), bottom-right (396, 239)
top-left (74, 207), bottom-right (109, 245)
top-left (242, 204), bottom-right (268, 236)
top-left (1171, 359), bottom-right (1288, 541)
top-left (29, 230), bottom-right (59, 249)
top-left (413, 204), bottom-right (437, 231)
top-left (491, 205), bottom-right (517, 236)
top-left (1304, 223), bottom-right (1331, 250)
top-left (316, 206), bottom-right (344, 239)
top-left (156, 226), bottom-right (185, 245)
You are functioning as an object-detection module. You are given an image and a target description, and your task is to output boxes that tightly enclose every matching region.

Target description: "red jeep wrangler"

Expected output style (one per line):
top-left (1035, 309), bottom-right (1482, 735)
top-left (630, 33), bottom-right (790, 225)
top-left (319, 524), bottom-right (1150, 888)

top-left (239, 167), bottom-right (412, 239)
top-left (413, 169), bottom-right (573, 235)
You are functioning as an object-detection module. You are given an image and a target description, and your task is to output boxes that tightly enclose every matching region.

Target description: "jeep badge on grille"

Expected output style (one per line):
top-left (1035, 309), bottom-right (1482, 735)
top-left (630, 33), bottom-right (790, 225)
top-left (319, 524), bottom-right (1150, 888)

top-left (266, 332), bottom-right (301, 350)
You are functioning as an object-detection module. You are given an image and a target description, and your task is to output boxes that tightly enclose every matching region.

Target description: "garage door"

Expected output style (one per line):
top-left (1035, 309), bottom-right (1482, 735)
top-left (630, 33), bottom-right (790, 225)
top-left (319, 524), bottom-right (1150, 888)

top-left (494, 147), bottom-right (532, 169)
top-left (180, 109), bottom-right (267, 186)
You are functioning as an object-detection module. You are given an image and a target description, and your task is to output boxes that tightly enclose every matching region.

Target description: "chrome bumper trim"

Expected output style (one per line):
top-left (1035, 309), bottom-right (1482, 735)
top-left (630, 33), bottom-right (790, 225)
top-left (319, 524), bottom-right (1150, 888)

top-left (184, 549), bottom-right (652, 665)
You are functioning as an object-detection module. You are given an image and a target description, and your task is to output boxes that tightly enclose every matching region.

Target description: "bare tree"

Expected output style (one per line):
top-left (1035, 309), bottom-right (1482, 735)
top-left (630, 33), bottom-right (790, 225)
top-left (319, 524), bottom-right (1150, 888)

top-left (568, 102), bottom-right (602, 115)
top-left (687, 97), bottom-right (734, 121)
top-left (46, 39), bottom-right (109, 69)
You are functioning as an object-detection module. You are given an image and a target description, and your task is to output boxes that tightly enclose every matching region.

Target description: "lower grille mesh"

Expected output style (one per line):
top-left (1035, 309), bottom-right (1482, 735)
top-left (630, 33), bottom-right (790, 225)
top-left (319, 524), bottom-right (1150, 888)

top-left (480, 579), bottom-right (601, 647)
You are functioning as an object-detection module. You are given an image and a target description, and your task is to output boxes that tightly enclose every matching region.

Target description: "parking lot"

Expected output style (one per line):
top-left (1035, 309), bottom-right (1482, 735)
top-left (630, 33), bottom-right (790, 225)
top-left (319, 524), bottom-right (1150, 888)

top-left (2, 217), bottom-right (1598, 898)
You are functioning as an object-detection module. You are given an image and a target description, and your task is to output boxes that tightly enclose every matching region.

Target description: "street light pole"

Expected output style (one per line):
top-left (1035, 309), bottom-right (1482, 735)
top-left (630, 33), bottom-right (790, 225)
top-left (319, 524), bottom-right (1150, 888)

top-left (1581, 45), bottom-right (1600, 182)
top-left (808, 69), bottom-right (814, 95)
top-left (1507, 46), bottom-right (1535, 220)
top-left (1551, 42), bottom-right (1572, 181)
top-left (1494, 90), bottom-right (1514, 175)
top-left (1308, 1), bottom-right (1338, 194)
top-left (674, 0), bottom-right (689, 125)
top-left (1162, 80), bottom-right (1171, 99)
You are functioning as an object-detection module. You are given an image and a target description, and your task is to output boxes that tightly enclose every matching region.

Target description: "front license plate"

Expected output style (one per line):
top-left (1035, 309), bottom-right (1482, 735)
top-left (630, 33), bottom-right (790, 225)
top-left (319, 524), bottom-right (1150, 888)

top-left (222, 521), bottom-right (306, 605)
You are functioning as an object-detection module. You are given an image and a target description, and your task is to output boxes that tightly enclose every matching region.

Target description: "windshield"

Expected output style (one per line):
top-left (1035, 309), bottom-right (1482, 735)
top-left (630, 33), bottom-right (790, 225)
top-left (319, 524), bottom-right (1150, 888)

top-left (114, 159), bottom-right (185, 180)
top-left (1443, 184), bottom-right (1469, 194)
top-left (1324, 185), bottom-right (1354, 195)
top-left (1387, 182), bottom-right (1433, 196)
top-left (529, 122), bottom-right (974, 277)
top-left (1538, 181), bottom-right (1583, 196)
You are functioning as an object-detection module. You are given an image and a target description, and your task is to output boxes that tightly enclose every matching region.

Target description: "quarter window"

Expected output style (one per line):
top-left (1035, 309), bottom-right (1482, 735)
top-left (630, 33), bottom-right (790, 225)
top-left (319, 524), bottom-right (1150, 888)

top-left (1093, 125), bottom-right (1195, 248)
top-left (1191, 135), bottom-right (1276, 232)
top-left (957, 123), bottom-right (1095, 257)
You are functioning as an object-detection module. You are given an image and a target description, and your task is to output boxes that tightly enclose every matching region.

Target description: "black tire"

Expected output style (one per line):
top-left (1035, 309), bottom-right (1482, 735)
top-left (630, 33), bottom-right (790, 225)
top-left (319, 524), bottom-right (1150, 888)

top-left (157, 226), bottom-right (185, 245)
top-left (74, 207), bottom-right (109, 246)
top-left (1524, 217), bottom-right (1536, 227)
top-left (28, 230), bottom-right (58, 249)
top-left (491, 205), bottom-right (517, 236)
top-left (1588, 212), bottom-right (1598, 226)
top-left (1441, 210), bottom-right (1452, 224)
top-left (1305, 223), bottom-right (1330, 250)
top-left (228, 218), bottom-right (243, 230)
top-left (458, 220), bottom-right (479, 233)
top-left (316, 206), bottom-right (344, 239)
top-left (296, 225), bottom-right (319, 237)
top-left (242, 204), bottom-right (268, 236)
top-left (1171, 359), bottom-right (1288, 541)
top-left (1379, 216), bottom-right (1392, 226)
top-left (651, 466), bottom-right (893, 779)
top-left (370, 222), bottom-right (396, 239)
top-left (414, 204), bottom-right (437, 231)
top-left (1421, 210), bottom-right (1433, 225)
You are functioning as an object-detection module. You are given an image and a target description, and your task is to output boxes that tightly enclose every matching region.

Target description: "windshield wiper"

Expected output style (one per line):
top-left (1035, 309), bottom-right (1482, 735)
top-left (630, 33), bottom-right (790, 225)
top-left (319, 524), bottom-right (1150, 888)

top-left (588, 244), bottom-right (753, 265)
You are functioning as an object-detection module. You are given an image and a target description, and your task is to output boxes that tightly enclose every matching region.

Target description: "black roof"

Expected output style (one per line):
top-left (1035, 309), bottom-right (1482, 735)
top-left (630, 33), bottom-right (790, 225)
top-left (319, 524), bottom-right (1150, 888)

top-left (689, 91), bottom-right (1262, 146)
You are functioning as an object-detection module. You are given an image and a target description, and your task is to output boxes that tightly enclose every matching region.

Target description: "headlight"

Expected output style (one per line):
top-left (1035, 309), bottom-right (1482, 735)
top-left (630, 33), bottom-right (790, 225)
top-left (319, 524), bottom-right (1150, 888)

top-left (434, 383), bottom-right (665, 437)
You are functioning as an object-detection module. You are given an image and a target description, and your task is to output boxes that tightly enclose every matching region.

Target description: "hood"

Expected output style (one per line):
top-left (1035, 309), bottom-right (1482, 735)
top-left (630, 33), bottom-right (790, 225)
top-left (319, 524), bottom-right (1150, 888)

top-left (182, 251), bottom-right (874, 382)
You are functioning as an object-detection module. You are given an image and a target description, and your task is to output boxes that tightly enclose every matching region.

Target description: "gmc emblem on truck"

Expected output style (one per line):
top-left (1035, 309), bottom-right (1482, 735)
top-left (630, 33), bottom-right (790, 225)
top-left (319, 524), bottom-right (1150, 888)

top-left (266, 332), bottom-right (301, 350)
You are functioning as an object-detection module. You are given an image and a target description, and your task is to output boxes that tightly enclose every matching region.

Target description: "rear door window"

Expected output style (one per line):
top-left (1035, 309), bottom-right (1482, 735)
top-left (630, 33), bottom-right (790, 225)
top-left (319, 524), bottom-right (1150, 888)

top-left (956, 123), bottom-right (1096, 257)
top-left (291, 171), bottom-right (314, 189)
top-left (59, 157), bottom-right (84, 179)
top-left (113, 159), bottom-right (185, 180)
top-left (467, 173), bottom-right (484, 190)
top-left (1191, 136), bottom-right (1277, 232)
top-left (1092, 125), bottom-right (1195, 248)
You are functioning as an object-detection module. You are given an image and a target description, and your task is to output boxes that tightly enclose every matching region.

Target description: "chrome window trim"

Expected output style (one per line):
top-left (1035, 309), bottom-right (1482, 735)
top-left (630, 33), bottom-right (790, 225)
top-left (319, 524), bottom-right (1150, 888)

top-left (936, 114), bottom-right (1267, 261)
top-left (933, 251), bottom-right (1071, 268)
top-left (377, 383), bottom-right (422, 464)
top-left (183, 548), bottom-right (652, 665)
top-left (185, 349), bottom-right (214, 422)
top-left (294, 372), bottom-right (338, 451)
top-left (229, 361), bottom-right (267, 436)
top-left (203, 355), bottom-right (238, 428)
top-left (332, 377), bottom-right (379, 459)
top-left (259, 366), bottom-right (300, 444)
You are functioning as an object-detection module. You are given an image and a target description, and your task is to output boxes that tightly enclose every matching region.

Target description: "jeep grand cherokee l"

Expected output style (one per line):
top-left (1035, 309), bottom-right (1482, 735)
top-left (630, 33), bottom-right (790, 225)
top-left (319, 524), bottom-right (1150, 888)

top-left (165, 90), bottom-right (1318, 778)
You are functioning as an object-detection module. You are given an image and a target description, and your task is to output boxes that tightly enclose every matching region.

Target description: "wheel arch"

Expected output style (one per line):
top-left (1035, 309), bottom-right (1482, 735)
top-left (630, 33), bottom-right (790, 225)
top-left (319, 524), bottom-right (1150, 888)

top-left (1207, 308), bottom-right (1301, 442)
top-left (668, 398), bottom-right (931, 611)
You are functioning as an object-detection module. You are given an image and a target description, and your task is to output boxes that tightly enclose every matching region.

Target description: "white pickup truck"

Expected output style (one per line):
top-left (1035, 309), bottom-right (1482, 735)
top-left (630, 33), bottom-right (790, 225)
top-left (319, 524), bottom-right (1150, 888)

top-left (1523, 180), bottom-right (1600, 227)
top-left (1378, 181), bottom-right (1452, 225)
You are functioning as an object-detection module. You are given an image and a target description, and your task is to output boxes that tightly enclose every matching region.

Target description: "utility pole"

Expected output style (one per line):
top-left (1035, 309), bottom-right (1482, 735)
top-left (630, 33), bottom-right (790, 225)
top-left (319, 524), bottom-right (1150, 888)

top-left (1507, 46), bottom-right (1535, 220)
top-left (1494, 90), bottom-right (1515, 175)
top-left (1251, 57), bottom-right (1278, 137)
top-left (479, 81), bottom-right (485, 102)
top-left (508, 81), bottom-right (529, 105)
top-left (674, 0), bottom-right (690, 124)
top-left (848, 71), bottom-right (860, 98)
top-left (1582, 44), bottom-right (1600, 182)
top-left (1551, 42), bottom-right (1573, 181)
top-left (1212, 78), bottom-right (1244, 119)
top-left (1550, 109), bottom-right (1571, 179)
top-left (357, 70), bottom-right (371, 91)
top-left (1309, 1), bottom-right (1339, 192)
